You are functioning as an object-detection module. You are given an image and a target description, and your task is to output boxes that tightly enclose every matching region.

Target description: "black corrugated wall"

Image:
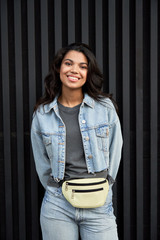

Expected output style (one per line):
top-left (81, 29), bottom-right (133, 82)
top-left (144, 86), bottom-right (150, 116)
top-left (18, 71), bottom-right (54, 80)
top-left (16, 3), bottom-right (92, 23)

top-left (0, 0), bottom-right (159, 239)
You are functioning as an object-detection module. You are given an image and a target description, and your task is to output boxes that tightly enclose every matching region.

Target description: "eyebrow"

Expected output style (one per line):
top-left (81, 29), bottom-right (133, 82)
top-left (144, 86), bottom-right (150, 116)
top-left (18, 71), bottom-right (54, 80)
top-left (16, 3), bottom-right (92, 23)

top-left (64, 58), bottom-right (88, 65)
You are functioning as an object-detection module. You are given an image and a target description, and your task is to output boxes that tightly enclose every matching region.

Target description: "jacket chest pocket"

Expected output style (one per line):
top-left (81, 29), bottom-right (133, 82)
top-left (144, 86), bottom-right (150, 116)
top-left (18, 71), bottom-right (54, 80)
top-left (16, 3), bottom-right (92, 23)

top-left (95, 126), bottom-right (109, 152)
top-left (42, 135), bottom-right (53, 159)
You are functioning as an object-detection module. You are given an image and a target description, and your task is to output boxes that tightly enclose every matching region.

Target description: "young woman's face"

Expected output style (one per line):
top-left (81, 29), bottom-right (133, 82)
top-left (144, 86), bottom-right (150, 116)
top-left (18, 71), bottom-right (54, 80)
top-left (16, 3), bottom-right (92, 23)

top-left (59, 50), bottom-right (88, 91)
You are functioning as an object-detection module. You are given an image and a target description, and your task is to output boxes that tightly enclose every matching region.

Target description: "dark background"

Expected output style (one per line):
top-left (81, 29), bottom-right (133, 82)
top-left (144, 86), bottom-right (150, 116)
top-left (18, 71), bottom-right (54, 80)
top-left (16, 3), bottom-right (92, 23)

top-left (0, 0), bottom-right (159, 239)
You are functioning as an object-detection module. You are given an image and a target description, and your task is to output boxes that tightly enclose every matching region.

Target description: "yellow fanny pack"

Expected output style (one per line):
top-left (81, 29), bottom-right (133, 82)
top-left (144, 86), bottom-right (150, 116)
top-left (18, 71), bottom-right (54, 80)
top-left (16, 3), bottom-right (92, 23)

top-left (62, 178), bottom-right (109, 208)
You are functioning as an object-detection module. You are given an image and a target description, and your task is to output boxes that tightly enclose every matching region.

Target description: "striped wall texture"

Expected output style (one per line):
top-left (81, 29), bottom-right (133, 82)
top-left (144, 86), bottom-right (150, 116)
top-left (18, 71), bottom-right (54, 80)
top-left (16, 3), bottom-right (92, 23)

top-left (0, 0), bottom-right (159, 239)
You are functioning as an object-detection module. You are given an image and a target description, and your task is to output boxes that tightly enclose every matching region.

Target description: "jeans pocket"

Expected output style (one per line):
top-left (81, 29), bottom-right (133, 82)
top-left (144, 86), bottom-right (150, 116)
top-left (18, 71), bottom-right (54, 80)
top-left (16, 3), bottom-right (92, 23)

top-left (47, 186), bottom-right (63, 197)
top-left (104, 202), bottom-right (115, 217)
top-left (91, 200), bottom-right (115, 220)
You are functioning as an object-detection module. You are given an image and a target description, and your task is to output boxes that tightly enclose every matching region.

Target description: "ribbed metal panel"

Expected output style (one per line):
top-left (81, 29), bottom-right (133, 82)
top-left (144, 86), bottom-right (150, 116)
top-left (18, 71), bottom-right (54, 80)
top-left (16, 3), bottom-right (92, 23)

top-left (81, 0), bottom-right (89, 44)
top-left (27, 0), bottom-right (39, 239)
top-left (122, 0), bottom-right (130, 238)
top-left (54, 0), bottom-right (62, 51)
top-left (1, 0), bottom-right (13, 239)
top-left (0, 0), bottom-right (159, 239)
top-left (150, 1), bottom-right (158, 239)
top-left (136, 0), bottom-right (144, 239)
top-left (14, 1), bottom-right (26, 239)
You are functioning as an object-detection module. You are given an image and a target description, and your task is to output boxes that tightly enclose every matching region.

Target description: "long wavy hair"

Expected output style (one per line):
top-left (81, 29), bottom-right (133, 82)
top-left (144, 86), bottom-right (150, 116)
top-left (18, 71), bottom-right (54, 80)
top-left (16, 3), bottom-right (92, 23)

top-left (34, 42), bottom-right (117, 111)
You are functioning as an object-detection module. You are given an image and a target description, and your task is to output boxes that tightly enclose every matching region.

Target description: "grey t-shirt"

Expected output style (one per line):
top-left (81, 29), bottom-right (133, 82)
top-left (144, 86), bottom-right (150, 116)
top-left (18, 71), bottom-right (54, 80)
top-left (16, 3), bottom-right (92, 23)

top-left (59, 102), bottom-right (90, 180)
top-left (47, 102), bottom-right (107, 187)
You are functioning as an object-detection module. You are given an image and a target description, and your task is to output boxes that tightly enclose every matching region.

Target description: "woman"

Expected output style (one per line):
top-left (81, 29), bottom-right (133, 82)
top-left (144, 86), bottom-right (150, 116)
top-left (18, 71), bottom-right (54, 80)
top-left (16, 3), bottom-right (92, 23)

top-left (31, 42), bottom-right (123, 240)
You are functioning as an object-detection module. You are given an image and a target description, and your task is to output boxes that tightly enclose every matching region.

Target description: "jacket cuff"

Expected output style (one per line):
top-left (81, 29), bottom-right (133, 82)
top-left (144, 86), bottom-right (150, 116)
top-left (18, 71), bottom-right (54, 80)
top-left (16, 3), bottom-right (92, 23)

top-left (107, 174), bottom-right (115, 185)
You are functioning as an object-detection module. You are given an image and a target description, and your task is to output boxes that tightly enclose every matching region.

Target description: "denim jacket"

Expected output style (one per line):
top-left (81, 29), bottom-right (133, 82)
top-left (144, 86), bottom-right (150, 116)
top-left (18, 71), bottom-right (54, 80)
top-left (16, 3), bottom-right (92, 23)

top-left (31, 94), bottom-right (123, 189)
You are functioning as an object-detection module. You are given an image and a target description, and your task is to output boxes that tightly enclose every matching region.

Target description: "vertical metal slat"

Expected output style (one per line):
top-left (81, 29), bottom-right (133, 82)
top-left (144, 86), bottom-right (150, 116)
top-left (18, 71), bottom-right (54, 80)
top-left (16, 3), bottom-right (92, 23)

top-left (40, 0), bottom-right (49, 90)
top-left (150, 0), bottom-right (158, 239)
top-left (95, 0), bottom-right (103, 71)
top-left (0, 0), bottom-right (13, 239)
top-left (68, 0), bottom-right (75, 44)
top-left (81, 0), bottom-right (89, 44)
top-left (14, 0), bottom-right (26, 239)
top-left (54, 0), bottom-right (62, 52)
top-left (27, 1), bottom-right (39, 239)
top-left (136, 0), bottom-right (143, 239)
top-left (108, 0), bottom-right (116, 98)
top-left (122, 0), bottom-right (130, 239)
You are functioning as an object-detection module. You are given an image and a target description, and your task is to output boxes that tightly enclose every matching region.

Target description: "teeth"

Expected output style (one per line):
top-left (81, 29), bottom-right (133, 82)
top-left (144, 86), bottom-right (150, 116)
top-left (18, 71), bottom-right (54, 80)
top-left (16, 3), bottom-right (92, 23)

top-left (68, 76), bottom-right (78, 80)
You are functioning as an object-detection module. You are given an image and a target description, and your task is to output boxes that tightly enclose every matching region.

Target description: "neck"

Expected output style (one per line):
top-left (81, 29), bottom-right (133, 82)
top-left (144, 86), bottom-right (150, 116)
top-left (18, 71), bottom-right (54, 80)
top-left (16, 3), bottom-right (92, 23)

top-left (58, 88), bottom-right (84, 107)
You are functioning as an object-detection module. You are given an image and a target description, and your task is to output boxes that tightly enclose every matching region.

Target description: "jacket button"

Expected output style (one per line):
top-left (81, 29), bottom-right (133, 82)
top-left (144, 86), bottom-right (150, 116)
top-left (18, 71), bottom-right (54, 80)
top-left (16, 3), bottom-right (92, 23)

top-left (85, 137), bottom-right (89, 141)
top-left (82, 120), bottom-right (86, 124)
top-left (88, 155), bottom-right (93, 159)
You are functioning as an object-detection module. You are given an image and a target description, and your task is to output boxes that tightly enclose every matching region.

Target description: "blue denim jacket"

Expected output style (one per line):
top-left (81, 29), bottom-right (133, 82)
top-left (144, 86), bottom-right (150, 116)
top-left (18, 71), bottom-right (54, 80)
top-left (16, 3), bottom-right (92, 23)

top-left (31, 94), bottom-right (123, 189)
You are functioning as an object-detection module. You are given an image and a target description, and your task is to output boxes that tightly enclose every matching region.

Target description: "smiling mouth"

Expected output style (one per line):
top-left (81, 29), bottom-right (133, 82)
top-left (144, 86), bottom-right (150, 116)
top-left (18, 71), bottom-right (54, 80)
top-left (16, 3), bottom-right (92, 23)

top-left (67, 75), bottom-right (80, 81)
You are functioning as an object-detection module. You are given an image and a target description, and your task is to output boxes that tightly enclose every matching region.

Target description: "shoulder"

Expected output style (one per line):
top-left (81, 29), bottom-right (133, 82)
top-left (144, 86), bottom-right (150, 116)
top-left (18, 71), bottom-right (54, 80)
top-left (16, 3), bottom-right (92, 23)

top-left (98, 97), bottom-right (116, 110)
top-left (84, 94), bottom-right (116, 110)
top-left (33, 97), bottom-right (58, 117)
top-left (95, 97), bottom-right (119, 125)
top-left (94, 97), bottom-right (117, 115)
top-left (32, 105), bottom-right (45, 123)
top-left (31, 104), bottom-right (46, 131)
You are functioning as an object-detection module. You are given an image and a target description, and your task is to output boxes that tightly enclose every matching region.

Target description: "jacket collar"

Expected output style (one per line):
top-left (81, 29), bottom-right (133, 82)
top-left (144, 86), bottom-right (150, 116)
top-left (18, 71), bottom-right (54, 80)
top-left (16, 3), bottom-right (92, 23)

top-left (41, 93), bottom-right (94, 114)
top-left (83, 93), bottom-right (95, 108)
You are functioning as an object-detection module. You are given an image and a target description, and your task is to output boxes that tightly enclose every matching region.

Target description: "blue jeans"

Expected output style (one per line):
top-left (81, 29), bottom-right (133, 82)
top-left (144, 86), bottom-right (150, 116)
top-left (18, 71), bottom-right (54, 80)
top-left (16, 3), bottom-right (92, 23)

top-left (40, 185), bottom-right (119, 240)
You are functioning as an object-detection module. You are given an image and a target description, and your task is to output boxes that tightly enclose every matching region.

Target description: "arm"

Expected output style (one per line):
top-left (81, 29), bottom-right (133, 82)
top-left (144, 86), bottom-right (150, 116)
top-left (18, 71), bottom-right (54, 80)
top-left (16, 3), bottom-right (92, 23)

top-left (108, 112), bottom-right (123, 184)
top-left (31, 113), bottom-right (51, 189)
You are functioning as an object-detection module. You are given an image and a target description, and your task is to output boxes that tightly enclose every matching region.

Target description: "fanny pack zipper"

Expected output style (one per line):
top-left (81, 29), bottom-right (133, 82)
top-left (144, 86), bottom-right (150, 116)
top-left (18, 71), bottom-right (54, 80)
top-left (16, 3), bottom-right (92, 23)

top-left (66, 179), bottom-right (106, 187)
top-left (71, 187), bottom-right (103, 199)
top-left (65, 179), bottom-right (106, 190)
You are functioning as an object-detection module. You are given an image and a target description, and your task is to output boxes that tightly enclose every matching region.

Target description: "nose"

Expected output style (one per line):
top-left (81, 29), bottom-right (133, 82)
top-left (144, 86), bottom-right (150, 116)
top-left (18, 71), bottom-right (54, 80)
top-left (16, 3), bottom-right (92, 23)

top-left (71, 64), bottom-right (79, 73)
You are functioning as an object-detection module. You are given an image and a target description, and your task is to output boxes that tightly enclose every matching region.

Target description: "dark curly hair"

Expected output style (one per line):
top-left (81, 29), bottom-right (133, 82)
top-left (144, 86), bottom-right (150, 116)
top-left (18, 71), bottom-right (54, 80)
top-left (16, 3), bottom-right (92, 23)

top-left (34, 42), bottom-right (117, 111)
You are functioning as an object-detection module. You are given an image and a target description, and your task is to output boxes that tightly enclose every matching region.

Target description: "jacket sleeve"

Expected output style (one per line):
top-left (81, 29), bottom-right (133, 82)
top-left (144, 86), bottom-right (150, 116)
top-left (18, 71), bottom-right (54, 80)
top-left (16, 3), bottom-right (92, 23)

top-left (108, 110), bottom-right (123, 184)
top-left (31, 112), bottom-right (51, 189)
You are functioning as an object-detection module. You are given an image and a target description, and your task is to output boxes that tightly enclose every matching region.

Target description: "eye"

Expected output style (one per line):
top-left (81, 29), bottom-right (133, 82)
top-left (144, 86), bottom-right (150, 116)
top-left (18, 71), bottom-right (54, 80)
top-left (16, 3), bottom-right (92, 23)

top-left (81, 65), bottom-right (88, 69)
top-left (65, 62), bottom-right (72, 66)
